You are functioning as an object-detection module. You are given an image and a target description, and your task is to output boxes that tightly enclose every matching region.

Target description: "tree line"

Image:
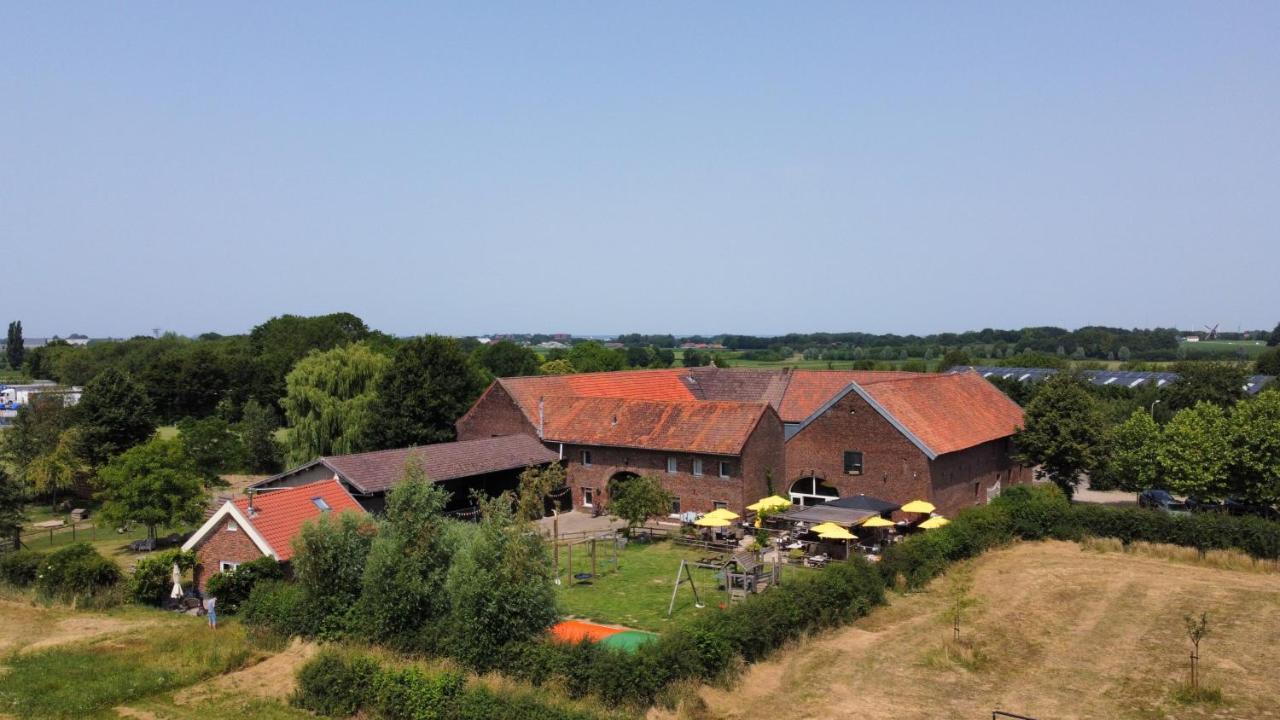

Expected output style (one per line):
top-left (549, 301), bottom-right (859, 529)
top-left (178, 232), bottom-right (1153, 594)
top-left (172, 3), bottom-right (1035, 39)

top-left (1012, 365), bottom-right (1280, 506)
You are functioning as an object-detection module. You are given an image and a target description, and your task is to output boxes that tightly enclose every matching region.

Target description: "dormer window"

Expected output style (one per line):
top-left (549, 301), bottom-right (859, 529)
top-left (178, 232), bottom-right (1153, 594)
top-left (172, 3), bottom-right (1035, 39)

top-left (312, 497), bottom-right (331, 512)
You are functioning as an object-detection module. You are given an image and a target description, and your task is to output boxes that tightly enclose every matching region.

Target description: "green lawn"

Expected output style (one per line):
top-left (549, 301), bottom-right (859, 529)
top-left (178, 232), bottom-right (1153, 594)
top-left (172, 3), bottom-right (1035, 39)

top-left (556, 539), bottom-right (749, 632)
top-left (1179, 339), bottom-right (1269, 359)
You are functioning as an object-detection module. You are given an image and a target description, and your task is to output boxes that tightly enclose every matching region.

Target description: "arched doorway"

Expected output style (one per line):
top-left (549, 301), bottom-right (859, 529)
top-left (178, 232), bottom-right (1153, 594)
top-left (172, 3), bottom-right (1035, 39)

top-left (606, 472), bottom-right (641, 507)
top-left (789, 476), bottom-right (839, 507)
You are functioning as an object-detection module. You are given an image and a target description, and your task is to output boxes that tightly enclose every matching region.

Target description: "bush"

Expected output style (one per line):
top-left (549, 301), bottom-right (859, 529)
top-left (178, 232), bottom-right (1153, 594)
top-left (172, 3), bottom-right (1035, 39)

top-left (34, 543), bottom-right (120, 601)
top-left (991, 484), bottom-right (1073, 540)
top-left (205, 555), bottom-right (283, 614)
top-left (242, 580), bottom-right (310, 637)
top-left (372, 665), bottom-right (465, 720)
top-left (0, 549), bottom-right (44, 587)
top-left (291, 648), bottom-right (380, 716)
top-left (128, 549), bottom-right (195, 605)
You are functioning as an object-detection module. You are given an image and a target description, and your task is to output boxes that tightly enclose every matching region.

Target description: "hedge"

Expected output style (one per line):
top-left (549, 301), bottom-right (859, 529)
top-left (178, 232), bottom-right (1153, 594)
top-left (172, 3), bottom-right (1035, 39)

top-left (33, 543), bottom-right (121, 602)
top-left (288, 484), bottom-right (1280, 715)
top-left (292, 649), bottom-right (600, 720)
top-left (205, 555), bottom-right (284, 614)
top-left (128, 550), bottom-right (196, 605)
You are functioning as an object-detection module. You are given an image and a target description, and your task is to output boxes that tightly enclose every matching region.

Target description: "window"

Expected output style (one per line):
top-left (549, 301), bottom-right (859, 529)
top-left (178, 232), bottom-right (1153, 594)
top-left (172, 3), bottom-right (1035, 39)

top-left (226, 520), bottom-right (238, 532)
top-left (843, 451), bottom-right (864, 475)
top-left (973, 482), bottom-right (981, 498)
top-left (719, 461), bottom-right (731, 478)
top-left (713, 501), bottom-right (728, 510)
top-left (667, 457), bottom-right (678, 474)
top-left (581, 450), bottom-right (592, 466)
top-left (312, 497), bottom-right (331, 512)
top-left (219, 560), bottom-right (240, 572)
top-left (583, 488), bottom-right (594, 507)
top-left (670, 497), bottom-right (681, 515)
top-left (692, 459), bottom-right (703, 476)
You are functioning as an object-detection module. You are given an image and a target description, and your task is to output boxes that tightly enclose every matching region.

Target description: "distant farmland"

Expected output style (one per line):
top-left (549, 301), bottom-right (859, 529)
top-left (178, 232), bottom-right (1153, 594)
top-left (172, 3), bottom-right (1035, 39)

top-left (1179, 339), bottom-right (1269, 359)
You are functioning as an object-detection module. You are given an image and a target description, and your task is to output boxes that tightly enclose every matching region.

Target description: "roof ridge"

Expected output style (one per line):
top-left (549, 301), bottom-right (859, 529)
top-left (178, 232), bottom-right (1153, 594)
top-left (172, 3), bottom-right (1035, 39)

top-left (541, 394), bottom-right (770, 409)
top-left (321, 434), bottom-right (533, 462)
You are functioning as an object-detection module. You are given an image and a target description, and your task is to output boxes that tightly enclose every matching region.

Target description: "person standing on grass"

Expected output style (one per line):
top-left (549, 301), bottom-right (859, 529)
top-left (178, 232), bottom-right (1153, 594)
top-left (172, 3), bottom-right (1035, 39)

top-left (204, 595), bottom-right (217, 629)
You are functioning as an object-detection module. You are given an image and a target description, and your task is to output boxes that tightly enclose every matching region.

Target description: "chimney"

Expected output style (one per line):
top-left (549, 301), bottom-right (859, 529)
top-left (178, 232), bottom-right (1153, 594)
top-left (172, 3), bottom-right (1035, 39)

top-left (246, 489), bottom-right (256, 517)
top-left (538, 397), bottom-right (545, 439)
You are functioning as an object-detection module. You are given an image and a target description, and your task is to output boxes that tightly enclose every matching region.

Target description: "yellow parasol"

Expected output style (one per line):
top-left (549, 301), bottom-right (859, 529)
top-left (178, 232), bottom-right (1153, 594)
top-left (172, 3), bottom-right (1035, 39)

top-left (919, 516), bottom-right (950, 530)
top-left (861, 516), bottom-right (895, 528)
top-left (817, 525), bottom-right (857, 540)
top-left (705, 508), bottom-right (740, 521)
top-left (900, 500), bottom-right (936, 514)
top-left (746, 495), bottom-right (791, 512)
top-left (809, 522), bottom-right (844, 534)
top-left (694, 516), bottom-right (732, 528)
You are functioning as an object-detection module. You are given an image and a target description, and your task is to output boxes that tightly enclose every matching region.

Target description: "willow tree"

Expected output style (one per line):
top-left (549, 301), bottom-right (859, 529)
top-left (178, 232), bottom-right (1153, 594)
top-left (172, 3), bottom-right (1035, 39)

top-left (281, 343), bottom-right (389, 465)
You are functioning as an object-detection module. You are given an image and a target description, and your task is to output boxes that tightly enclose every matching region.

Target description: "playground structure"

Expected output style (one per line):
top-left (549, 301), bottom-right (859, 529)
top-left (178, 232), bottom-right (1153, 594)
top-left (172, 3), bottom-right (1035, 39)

top-left (554, 532), bottom-right (621, 585)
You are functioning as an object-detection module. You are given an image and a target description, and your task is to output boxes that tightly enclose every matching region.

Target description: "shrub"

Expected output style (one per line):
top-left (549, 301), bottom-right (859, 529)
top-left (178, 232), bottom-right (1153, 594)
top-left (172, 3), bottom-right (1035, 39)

top-left (128, 549), bottom-right (195, 605)
top-left (242, 579), bottom-right (310, 637)
top-left (0, 549), bottom-right (44, 587)
top-left (991, 484), bottom-right (1073, 540)
top-left (34, 543), bottom-right (120, 601)
top-left (205, 555), bottom-right (283, 614)
top-left (372, 665), bottom-right (465, 720)
top-left (291, 648), bottom-right (380, 716)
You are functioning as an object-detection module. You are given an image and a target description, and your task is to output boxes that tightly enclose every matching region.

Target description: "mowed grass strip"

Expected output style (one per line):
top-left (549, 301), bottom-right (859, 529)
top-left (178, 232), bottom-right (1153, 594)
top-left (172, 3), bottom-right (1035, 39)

top-left (0, 621), bottom-right (256, 719)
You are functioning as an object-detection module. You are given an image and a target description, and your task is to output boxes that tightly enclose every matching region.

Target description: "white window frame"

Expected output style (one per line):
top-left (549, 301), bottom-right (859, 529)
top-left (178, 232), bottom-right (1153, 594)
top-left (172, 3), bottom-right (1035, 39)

top-left (581, 450), bottom-right (592, 466)
top-left (667, 457), bottom-right (678, 474)
top-left (226, 520), bottom-right (238, 532)
top-left (719, 461), bottom-right (731, 478)
top-left (583, 488), bottom-right (594, 507)
top-left (692, 459), bottom-right (703, 477)
top-left (219, 560), bottom-right (240, 572)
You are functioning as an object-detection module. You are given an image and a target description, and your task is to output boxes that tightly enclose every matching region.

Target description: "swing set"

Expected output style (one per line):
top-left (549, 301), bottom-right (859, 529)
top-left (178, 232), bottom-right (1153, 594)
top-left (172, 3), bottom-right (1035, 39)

top-left (554, 534), bottom-right (622, 585)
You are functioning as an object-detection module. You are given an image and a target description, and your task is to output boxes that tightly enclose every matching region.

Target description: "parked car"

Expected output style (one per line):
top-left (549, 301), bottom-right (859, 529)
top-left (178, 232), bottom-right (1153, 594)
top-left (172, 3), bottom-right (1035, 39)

top-left (1224, 497), bottom-right (1280, 521)
top-left (1185, 496), bottom-right (1225, 513)
top-left (1137, 489), bottom-right (1188, 513)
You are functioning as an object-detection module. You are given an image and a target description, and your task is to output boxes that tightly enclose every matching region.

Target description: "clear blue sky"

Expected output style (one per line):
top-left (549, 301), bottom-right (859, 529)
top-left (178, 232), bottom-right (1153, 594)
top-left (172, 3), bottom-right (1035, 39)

top-left (3, 3), bottom-right (1277, 338)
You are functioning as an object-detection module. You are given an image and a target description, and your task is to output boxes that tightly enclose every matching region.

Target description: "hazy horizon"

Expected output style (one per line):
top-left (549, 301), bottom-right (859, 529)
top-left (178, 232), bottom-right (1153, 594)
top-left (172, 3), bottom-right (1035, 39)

top-left (4, 4), bottom-right (1278, 338)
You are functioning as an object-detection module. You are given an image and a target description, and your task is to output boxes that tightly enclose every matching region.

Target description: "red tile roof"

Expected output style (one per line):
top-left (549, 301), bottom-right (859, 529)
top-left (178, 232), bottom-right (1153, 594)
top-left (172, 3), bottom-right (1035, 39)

top-left (318, 434), bottom-right (558, 494)
top-left (777, 370), bottom-right (921, 422)
top-left (496, 369), bottom-right (695, 425)
top-left (234, 480), bottom-right (365, 561)
top-left (857, 371), bottom-right (1025, 456)
top-left (540, 396), bottom-right (771, 456)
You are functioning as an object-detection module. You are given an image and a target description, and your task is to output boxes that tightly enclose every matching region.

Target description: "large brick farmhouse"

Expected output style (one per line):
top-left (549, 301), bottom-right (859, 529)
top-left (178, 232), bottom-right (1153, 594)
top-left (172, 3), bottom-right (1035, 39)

top-left (456, 367), bottom-right (1028, 518)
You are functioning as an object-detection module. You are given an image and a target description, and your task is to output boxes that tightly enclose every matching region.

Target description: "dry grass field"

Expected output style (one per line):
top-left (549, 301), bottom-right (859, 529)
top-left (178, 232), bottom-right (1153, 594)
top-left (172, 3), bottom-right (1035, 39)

top-left (690, 541), bottom-right (1280, 720)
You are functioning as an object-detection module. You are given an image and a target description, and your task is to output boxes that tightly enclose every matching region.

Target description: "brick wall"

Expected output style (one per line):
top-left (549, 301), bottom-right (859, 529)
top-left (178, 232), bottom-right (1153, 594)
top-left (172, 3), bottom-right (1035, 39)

top-left (191, 513), bottom-right (266, 593)
top-left (737, 409), bottom-right (787, 508)
top-left (456, 383), bottom-right (536, 441)
top-left (929, 438), bottom-right (1030, 517)
top-left (784, 390), bottom-right (934, 504)
top-left (560, 444), bottom-right (746, 515)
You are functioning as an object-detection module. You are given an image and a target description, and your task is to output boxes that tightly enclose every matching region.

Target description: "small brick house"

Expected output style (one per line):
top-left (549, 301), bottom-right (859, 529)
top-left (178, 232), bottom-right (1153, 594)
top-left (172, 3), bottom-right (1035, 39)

top-left (456, 367), bottom-right (1028, 518)
top-left (182, 479), bottom-right (365, 593)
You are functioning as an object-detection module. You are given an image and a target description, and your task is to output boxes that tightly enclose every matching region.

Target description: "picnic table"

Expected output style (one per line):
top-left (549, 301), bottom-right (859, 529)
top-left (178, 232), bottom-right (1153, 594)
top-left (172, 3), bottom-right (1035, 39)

top-left (32, 519), bottom-right (66, 530)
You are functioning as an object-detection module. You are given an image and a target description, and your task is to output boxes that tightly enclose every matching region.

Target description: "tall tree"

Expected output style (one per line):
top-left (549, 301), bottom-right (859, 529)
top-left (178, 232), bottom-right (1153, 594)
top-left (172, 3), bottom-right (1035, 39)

top-left (1166, 362), bottom-right (1247, 411)
top-left (74, 367), bottom-right (156, 467)
top-left (0, 395), bottom-right (73, 487)
top-left (27, 429), bottom-right (84, 512)
top-left (1093, 409), bottom-right (1162, 492)
top-left (1268, 322), bottom-right (1280, 347)
top-left (1013, 373), bottom-right (1104, 500)
top-left (248, 312), bottom-right (371, 408)
top-left (1255, 348), bottom-right (1280, 377)
top-left (280, 343), bottom-right (388, 465)
top-left (357, 458), bottom-right (454, 650)
top-left (515, 462), bottom-right (568, 521)
top-left (0, 465), bottom-right (25, 551)
top-left (5, 321), bottom-right (24, 370)
top-left (177, 415), bottom-right (245, 485)
top-left (291, 510), bottom-right (375, 638)
top-left (473, 340), bottom-right (540, 378)
top-left (366, 336), bottom-right (488, 449)
top-left (96, 437), bottom-right (206, 541)
top-left (1229, 391), bottom-right (1280, 505)
top-left (1158, 402), bottom-right (1232, 500)
top-left (238, 399), bottom-right (283, 473)
top-left (445, 494), bottom-right (557, 668)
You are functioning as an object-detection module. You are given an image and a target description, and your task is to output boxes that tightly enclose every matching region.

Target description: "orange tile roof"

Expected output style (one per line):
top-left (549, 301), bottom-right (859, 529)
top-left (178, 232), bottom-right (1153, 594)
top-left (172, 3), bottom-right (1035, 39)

top-left (497, 368), bottom-right (696, 424)
top-left (777, 370), bottom-right (921, 422)
top-left (233, 479), bottom-right (365, 561)
top-left (857, 371), bottom-right (1025, 456)
top-left (541, 396), bottom-right (771, 456)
